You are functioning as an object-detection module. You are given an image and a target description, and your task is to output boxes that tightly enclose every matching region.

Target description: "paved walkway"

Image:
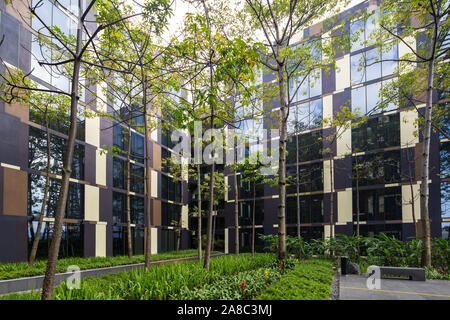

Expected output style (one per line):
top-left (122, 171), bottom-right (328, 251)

top-left (339, 274), bottom-right (450, 300)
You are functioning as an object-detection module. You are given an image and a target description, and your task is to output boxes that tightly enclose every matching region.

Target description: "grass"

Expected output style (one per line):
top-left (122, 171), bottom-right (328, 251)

top-left (0, 249), bottom-right (218, 280)
top-left (255, 259), bottom-right (335, 300)
top-left (1, 253), bottom-right (275, 300)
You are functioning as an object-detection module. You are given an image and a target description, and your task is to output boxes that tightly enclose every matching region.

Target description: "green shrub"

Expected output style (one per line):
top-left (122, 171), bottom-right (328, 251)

top-left (256, 259), bottom-right (335, 300)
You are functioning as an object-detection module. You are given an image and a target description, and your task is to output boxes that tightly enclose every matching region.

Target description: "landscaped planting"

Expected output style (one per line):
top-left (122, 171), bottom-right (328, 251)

top-left (256, 259), bottom-right (335, 300)
top-left (171, 258), bottom-right (297, 300)
top-left (260, 233), bottom-right (450, 279)
top-left (1, 253), bottom-right (275, 300)
top-left (0, 250), bottom-right (214, 281)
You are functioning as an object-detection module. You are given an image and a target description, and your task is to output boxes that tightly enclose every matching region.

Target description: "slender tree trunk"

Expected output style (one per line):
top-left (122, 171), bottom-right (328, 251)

top-left (295, 132), bottom-right (301, 242)
top-left (405, 147), bottom-right (417, 237)
top-left (420, 54), bottom-right (436, 269)
top-left (356, 159), bottom-right (360, 238)
top-left (41, 1), bottom-right (83, 299)
top-left (143, 77), bottom-right (152, 268)
top-left (126, 122), bottom-right (133, 259)
top-left (252, 182), bottom-right (256, 258)
top-left (202, 0), bottom-right (214, 270)
top-left (29, 111), bottom-right (51, 267)
top-left (234, 147), bottom-right (239, 254)
top-left (211, 213), bottom-right (216, 252)
top-left (176, 216), bottom-right (182, 255)
top-left (329, 154), bottom-right (334, 241)
top-left (197, 164), bottom-right (202, 261)
top-left (277, 60), bottom-right (288, 260)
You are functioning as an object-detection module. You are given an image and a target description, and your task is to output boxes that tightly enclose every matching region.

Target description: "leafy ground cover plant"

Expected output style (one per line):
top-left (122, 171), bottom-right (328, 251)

top-left (255, 259), bottom-right (335, 300)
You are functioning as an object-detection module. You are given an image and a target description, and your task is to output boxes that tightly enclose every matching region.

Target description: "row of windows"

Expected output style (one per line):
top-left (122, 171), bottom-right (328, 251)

top-left (161, 174), bottom-right (182, 203)
top-left (353, 187), bottom-right (402, 222)
top-left (27, 221), bottom-right (83, 260)
top-left (29, 126), bottom-right (85, 180)
top-left (30, 105), bottom-right (85, 142)
top-left (112, 158), bottom-right (145, 194)
top-left (237, 174), bottom-right (264, 199)
top-left (161, 202), bottom-right (182, 227)
top-left (351, 78), bottom-right (397, 115)
top-left (286, 195), bottom-right (324, 224)
top-left (112, 226), bottom-right (145, 256)
top-left (31, 1), bottom-right (89, 101)
top-left (287, 99), bottom-right (322, 132)
top-left (350, 46), bottom-right (398, 85)
top-left (112, 192), bottom-right (145, 225)
top-left (352, 113), bottom-right (400, 152)
top-left (28, 173), bottom-right (84, 220)
top-left (352, 150), bottom-right (401, 186)
top-left (113, 125), bottom-right (145, 164)
top-left (286, 162), bottom-right (323, 194)
top-left (286, 130), bottom-right (323, 163)
top-left (239, 200), bottom-right (264, 226)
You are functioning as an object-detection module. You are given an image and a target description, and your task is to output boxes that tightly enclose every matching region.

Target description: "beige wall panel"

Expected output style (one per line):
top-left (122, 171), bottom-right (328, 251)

top-left (402, 184), bottom-right (420, 223)
top-left (338, 189), bottom-right (353, 223)
top-left (85, 185), bottom-right (99, 222)
top-left (323, 160), bottom-right (334, 193)
top-left (322, 95), bottom-right (333, 125)
top-left (151, 170), bottom-right (158, 198)
top-left (324, 225), bottom-right (331, 240)
top-left (3, 168), bottom-right (27, 216)
top-left (335, 55), bottom-right (350, 91)
top-left (400, 109), bottom-right (419, 147)
top-left (153, 144), bottom-right (161, 170)
top-left (398, 36), bottom-right (416, 75)
top-left (181, 205), bottom-right (188, 229)
top-left (95, 223), bottom-right (107, 257)
top-left (224, 228), bottom-right (229, 254)
top-left (96, 82), bottom-right (107, 113)
top-left (336, 121), bottom-right (352, 157)
top-left (96, 149), bottom-right (107, 186)
top-left (85, 116), bottom-right (100, 147)
top-left (151, 227), bottom-right (158, 254)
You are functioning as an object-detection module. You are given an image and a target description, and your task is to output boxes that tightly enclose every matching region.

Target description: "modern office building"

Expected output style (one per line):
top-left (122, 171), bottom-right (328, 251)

top-left (0, 0), bottom-right (447, 263)
top-left (221, 0), bottom-right (449, 253)
top-left (0, 0), bottom-right (190, 263)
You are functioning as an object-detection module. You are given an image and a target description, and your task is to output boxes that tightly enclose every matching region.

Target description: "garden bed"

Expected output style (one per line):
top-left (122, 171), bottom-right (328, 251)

top-left (1, 253), bottom-right (275, 300)
top-left (0, 250), bottom-right (216, 281)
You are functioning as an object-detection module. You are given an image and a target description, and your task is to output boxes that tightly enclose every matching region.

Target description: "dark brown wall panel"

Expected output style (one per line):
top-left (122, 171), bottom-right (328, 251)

top-left (3, 168), bottom-right (27, 216)
top-left (153, 199), bottom-right (161, 227)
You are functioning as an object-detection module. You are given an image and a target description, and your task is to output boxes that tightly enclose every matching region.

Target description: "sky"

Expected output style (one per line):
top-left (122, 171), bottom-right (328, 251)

top-left (126, 0), bottom-right (367, 40)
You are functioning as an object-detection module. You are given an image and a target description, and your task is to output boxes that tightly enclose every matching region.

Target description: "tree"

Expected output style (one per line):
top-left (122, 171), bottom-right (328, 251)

top-left (97, 0), bottom-right (173, 266)
top-left (243, 0), bottom-right (348, 259)
top-left (173, 0), bottom-right (260, 269)
top-left (364, 0), bottom-right (450, 267)
top-left (0, 76), bottom-right (72, 266)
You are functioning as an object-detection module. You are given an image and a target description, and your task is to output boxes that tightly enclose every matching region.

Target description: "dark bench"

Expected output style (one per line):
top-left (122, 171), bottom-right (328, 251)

top-left (379, 266), bottom-right (426, 281)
